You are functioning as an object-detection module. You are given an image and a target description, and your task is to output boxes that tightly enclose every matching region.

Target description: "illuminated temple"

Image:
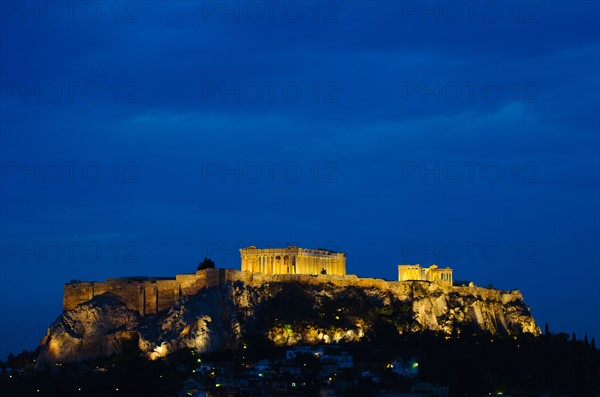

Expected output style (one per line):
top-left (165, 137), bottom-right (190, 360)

top-left (398, 264), bottom-right (453, 286)
top-left (239, 245), bottom-right (346, 276)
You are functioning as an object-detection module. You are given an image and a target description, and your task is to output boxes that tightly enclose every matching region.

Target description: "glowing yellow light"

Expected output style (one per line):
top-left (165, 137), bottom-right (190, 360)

top-left (150, 343), bottom-right (169, 360)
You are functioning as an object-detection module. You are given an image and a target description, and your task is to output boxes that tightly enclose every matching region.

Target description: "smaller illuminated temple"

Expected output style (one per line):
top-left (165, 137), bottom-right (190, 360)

top-left (240, 245), bottom-right (346, 276)
top-left (398, 264), bottom-right (453, 286)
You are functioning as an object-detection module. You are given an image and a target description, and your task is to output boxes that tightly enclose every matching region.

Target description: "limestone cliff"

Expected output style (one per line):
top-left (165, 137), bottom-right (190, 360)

top-left (38, 275), bottom-right (540, 365)
top-left (37, 293), bottom-right (141, 364)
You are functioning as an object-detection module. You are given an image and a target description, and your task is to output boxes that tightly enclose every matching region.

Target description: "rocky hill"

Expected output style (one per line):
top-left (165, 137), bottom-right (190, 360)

top-left (37, 275), bottom-right (540, 365)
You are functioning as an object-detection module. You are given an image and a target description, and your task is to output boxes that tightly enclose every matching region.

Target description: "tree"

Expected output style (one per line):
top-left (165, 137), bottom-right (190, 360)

top-left (544, 322), bottom-right (550, 336)
top-left (584, 333), bottom-right (589, 346)
top-left (321, 268), bottom-right (327, 275)
top-left (197, 257), bottom-right (215, 270)
top-left (591, 338), bottom-right (596, 350)
top-left (572, 332), bottom-right (577, 342)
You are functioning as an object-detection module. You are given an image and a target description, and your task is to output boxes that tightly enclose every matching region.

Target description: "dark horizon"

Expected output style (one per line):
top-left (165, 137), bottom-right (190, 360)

top-left (1, 0), bottom-right (599, 360)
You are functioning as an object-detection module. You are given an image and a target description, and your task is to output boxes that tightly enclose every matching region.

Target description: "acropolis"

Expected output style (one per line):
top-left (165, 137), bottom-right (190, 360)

top-left (63, 246), bottom-right (453, 316)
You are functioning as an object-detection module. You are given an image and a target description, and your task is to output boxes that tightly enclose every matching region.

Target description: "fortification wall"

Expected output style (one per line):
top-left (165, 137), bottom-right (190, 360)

top-left (64, 278), bottom-right (181, 315)
top-left (176, 273), bottom-right (204, 296)
top-left (63, 269), bottom-right (407, 314)
top-left (64, 268), bottom-right (495, 316)
top-left (63, 283), bottom-right (94, 311)
top-left (107, 280), bottom-right (145, 314)
top-left (156, 279), bottom-right (181, 313)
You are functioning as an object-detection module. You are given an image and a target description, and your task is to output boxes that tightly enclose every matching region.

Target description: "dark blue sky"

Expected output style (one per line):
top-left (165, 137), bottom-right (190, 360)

top-left (1, 1), bottom-right (598, 358)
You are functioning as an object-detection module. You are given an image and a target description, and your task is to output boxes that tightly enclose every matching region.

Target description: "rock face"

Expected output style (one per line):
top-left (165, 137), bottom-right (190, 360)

top-left (38, 293), bottom-right (141, 364)
top-left (38, 277), bottom-right (540, 365)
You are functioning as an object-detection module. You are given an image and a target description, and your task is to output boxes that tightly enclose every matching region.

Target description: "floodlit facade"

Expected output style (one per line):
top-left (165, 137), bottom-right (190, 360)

top-left (240, 246), bottom-right (346, 276)
top-left (398, 264), bottom-right (453, 286)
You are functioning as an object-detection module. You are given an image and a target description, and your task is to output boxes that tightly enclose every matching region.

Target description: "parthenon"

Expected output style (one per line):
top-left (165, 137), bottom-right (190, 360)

top-left (239, 246), bottom-right (346, 276)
